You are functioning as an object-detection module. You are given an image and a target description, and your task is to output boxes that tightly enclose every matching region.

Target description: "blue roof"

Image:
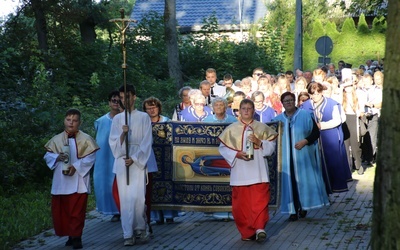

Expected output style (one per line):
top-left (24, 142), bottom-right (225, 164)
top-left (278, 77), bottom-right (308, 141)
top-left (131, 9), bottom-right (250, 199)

top-left (131, 0), bottom-right (267, 31)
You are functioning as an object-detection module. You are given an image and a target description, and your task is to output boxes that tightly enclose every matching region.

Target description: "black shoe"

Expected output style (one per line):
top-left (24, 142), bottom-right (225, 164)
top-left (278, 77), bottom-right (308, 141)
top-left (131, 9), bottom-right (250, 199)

top-left (299, 210), bottom-right (307, 218)
top-left (289, 214), bottom-right (298, 221)
top-left (65, 236), bottom-right (72, 246)
top-left (111, 214), bottom-right (120, 222)
top-left (72, 237), bottom-right (83, 249)
top-left (166, 218), bottom-right (174, 224)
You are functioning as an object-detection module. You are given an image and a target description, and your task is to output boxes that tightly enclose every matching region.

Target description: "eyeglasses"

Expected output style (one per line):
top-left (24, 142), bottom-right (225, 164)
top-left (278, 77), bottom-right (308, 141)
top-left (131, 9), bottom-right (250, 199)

top-left (111, 99), bottom-right (120, 104)
top-left (282, 99), bottom-right (295, 104)
top-left (145, 106), bottom-right (158, 111)
top-left (254, 100), bottom-right (264, 104)
top-left (194, 103), bottom-right (205, 106)
top-left (253, 73), bottom-right (263, 76)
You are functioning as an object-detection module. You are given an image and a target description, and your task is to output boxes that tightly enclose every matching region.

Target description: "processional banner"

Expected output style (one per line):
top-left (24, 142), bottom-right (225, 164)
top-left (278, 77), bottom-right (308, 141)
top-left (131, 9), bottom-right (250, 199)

top-left (151, 121), bottom-right (282, 212)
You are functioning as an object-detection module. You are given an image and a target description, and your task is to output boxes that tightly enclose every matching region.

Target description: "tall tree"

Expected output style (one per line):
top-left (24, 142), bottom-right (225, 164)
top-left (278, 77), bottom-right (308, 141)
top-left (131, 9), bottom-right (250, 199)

top-left (164, 0), bottom-right (183, 89)
top-left (336, 0), bottom-right (387, 16)
top-left (78, 0), bottom-right (97, 43)
top-left (371, 0), bottom-right (400, 249)
top-left (31, 0), bottom-right (48, 53)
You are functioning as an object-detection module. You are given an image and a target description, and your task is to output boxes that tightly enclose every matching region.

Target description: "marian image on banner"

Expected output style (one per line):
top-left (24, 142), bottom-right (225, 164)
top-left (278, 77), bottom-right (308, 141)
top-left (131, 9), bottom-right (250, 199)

top-left (173, 146), bottom-right (230, 182)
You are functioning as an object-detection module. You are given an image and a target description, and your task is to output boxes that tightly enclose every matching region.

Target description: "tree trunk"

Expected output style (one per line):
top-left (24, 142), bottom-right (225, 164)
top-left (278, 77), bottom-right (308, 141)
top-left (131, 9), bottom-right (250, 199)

top-left (31, 0), bottom-right (48, 53)
top-left (78, 0), bottom-right (97, 43)
top-left (79, 16), bottom-right (97, 43)
top-left (164, 0), bottom-right (183, 90)
top-left (371, 0), bottom-right (400, 249)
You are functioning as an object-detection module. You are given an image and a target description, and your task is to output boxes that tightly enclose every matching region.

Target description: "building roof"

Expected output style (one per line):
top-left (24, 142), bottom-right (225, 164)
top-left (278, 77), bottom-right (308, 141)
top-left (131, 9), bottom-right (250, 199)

top-left (130, 0), bottom-right (267, 32)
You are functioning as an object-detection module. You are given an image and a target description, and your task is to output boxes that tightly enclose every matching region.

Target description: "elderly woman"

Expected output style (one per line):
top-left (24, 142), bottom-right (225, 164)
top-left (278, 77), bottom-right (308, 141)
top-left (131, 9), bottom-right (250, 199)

top-left (180, 89), bottom-right (212, 121)
top-left (300, 83), bottom-right (352, 193)
top-left (181, 93), bottom-right (211, 122)
top-left (172, 86), bottom-right (192, 121)
top-left (203, 97), bottom-right (237, 123)
top-left (273, 92), bottom-right (329, 221)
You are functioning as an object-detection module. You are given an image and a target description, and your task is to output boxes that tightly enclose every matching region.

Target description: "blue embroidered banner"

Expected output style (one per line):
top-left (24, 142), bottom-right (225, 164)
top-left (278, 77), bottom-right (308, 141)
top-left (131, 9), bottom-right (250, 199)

top-left (151, 121), bottom-right (281, 212)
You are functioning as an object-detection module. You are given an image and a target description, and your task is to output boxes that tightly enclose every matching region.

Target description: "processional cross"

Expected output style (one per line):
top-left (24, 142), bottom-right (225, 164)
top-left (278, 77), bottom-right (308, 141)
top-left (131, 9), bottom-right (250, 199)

top-left (110, 9), bottom-right (137, 185)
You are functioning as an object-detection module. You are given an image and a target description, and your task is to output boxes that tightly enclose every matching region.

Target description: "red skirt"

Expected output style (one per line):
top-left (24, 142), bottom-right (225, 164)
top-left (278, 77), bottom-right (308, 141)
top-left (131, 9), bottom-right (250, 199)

top-left (51, 193), bottom-right (88, 237)
top-left (231, 183), bottom-right (270, 239)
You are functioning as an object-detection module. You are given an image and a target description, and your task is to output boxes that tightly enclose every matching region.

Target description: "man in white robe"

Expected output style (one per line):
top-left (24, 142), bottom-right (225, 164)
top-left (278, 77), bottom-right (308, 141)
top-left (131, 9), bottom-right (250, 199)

top-left (109, 84), bottom-right (152, 246)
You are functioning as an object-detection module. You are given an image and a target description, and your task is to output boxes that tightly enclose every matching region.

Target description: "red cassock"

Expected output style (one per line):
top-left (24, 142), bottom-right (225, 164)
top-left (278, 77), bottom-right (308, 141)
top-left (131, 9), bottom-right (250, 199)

top-left (51, 193), bottom-right (88, 237)
top-left (112, 177), bottom-right (121, 212)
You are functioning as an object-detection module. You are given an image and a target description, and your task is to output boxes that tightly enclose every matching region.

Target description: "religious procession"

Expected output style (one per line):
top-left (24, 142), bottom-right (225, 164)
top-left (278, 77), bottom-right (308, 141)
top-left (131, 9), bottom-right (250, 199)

top-left (42, 62), bottom-right (382, 248)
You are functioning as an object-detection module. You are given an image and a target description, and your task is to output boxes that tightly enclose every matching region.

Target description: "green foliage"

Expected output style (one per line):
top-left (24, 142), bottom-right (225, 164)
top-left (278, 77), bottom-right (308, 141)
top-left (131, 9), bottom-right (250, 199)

top-left (0, 186), bottom-right (52, 249)
top-left (341, 18), bottom-right (357, 33)
top-left (0, 183), bottom-right (97, 249)
top-left (325, 22), bottom-right (340, 38)
top-left (300, 17), bottom-right (386, 71)
top-left (311, 19), bottom-right (325, 38)
top-left (302, 0), bottom-right (330, 33)
top-left (180, 14), bottom-right (284, 80)
top-left (357, 14), bottom-right (370, 34)
top-left (284, 20), bottom-right (296, 71)
top-left (337, 0), bottom-right (388, 17)
top-left (372, 16), bottom-right (387, 33)
top-left (128, 11), bottom-right (169, 80)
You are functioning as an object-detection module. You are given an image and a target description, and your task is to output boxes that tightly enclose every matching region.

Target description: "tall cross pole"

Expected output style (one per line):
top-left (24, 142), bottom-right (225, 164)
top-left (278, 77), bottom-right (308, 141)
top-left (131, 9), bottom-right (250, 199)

top-left (110, 9), bottom-right (137, 185)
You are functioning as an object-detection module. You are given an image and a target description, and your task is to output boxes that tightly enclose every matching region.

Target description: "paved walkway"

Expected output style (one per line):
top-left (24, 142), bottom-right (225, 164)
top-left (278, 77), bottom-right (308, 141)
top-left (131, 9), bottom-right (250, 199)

top-left (15, 165), bottom-right (374, 250)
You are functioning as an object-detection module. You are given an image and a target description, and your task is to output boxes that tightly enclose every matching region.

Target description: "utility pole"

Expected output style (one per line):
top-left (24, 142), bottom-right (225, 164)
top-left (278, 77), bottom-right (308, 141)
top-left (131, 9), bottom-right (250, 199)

top-left (294, 0), bottom-right (303, 71)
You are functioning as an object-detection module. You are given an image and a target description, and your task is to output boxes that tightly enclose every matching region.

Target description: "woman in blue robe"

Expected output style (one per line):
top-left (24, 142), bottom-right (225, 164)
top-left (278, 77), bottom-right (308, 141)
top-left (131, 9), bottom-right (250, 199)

top-left (93, 91), bottom-right (121, 220)
top-left (301, 83), bottom-right (352, 193)
top-left (274, 92), bottom-right (329, 221)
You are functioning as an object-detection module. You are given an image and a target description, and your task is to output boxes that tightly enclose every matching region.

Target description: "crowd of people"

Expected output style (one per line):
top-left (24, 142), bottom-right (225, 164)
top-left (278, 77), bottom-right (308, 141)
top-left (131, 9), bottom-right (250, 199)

top-left (42, 60), bottom-right (382, 248)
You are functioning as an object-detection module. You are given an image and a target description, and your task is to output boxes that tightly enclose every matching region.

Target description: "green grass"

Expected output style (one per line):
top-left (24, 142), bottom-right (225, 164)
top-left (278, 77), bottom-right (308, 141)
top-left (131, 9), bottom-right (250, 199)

top-left (0, 184), bottom-right (96, 250)
top-left (0, 187), bottom-right (52, 249)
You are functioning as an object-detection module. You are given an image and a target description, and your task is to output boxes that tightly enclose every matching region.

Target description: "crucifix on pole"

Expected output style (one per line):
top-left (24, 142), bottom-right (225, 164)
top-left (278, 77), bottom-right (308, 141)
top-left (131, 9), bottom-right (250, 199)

top-left (110, 9), bottom-right (137, 185)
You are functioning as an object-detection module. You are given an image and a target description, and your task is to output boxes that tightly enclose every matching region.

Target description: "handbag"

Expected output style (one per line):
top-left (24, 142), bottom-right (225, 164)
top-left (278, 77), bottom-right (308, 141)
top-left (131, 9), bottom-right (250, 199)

top-left (341, 122), bottom-right (351, 140)
top-left (338, 105), bottom-right (350, 140)
top-left (359, 117), bottom-right (368, 137)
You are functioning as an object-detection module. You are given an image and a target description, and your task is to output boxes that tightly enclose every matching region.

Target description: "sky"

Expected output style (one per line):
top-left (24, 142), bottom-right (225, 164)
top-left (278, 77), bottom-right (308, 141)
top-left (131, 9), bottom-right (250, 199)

top-left (0, 0), bottom-right (19, 19)
top-left (1, 0), bottom-right (104, 20)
